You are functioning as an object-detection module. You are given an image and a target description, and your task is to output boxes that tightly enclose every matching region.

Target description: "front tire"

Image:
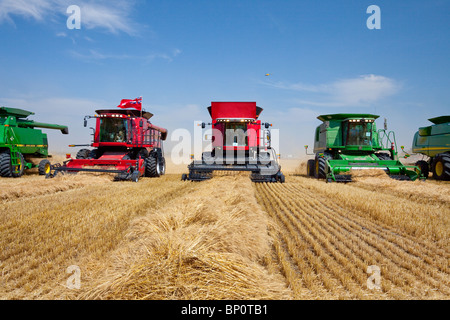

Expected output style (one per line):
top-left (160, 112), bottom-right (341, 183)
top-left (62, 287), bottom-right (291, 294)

top-left (88, 149), bottom-right (102, 159)
top-left (38, 159), bottom-right (51, 176)
top-left (415, 160), bottom-right (429, 178)
top-left (0, 152), bottom-right (11, 177)
top-left (0, 152), bottom-right (25, 178)
top-left (432, 154), bottom-right (450, 180)
top-left (145, 154), bottom-right (163, 177)
top-left (376, 153), bottom-right (391, 161)
top-left (315, 156), bottom-right (327, 179)
top-left (76, 149), bottom-right (90, 159)
top-left (159, 157), bottom-right (166, 176)
top-left (306, 159), bottom-right (315, 177)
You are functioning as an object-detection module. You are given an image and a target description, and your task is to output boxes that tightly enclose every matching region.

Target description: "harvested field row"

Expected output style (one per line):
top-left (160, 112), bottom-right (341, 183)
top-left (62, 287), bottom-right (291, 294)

top-left (0, 162), bottom-right (448, 300)
top-left (0, 174), bottom-right (198, 299)
top-left (255, 176), bottom-right (449, 300)
top-left (65, 175), bottom-right (290, 300)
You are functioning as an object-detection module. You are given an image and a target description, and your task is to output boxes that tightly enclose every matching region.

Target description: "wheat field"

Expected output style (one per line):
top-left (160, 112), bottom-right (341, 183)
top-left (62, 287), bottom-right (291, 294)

top-left (0, 159), bottom-right (448, 300)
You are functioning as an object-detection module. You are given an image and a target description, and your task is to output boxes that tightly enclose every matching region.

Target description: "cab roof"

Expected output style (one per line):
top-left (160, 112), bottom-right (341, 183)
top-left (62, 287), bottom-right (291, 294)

top-left (95, 109), bottom-right (153, 120)
top-left (0, 107), bottom-right (34, 118)
top-left (317, 113), bottom-right (380, 122)
top-left (428, 115), bottom-right (450, 125)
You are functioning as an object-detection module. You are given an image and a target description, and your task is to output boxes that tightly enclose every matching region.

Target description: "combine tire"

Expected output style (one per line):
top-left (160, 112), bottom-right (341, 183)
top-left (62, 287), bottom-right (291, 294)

top-left (131, 170), bottom-right (140, 183)
top-left (306, 159), bottom-right (315, 177)
top-left (415, 160), bottom-right (429, 178)
top-left (88, 149), bottom-right (101, 159)
top-left (145, 156), bottom-right (156, 177)
top-left (136, 149), bottom-right (149, 160)
top-left (38, 159), bottom-right (51, 176)
top-left (76, 149), bottom-right (90, 159)
top-left (12, 153), bottom-right (25, 178)
top-left (145, 154), bottom-right (165, 177)
top-left (258, 152), bottom-right (271, 165)
top-left (376, 153), bottom-right (391, 160)
top-left (0, 152), bottom-right (25, 178)
top-left (315, 157), bottom-right (327, 179)
top-left (432, 154), bottom-right (450, 181)
top-left (0, 152), bottom-right (12, 177)
top-left (202, 152), bottom-right (215, 164)
top-left (159, 157), bottom-right (166, 176)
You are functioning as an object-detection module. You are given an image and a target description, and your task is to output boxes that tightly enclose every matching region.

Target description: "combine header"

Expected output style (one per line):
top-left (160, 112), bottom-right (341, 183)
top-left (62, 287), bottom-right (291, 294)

top-left (305, 113), bottom-right (424, 182)
top-left (181, 101), bottom-right (285, 183)
top-left (0, 107), bottom-right (68, 178)
top-left (47, 99), bottom-right (167, 182)
top-left (407, 115), bottom-right (450, 180)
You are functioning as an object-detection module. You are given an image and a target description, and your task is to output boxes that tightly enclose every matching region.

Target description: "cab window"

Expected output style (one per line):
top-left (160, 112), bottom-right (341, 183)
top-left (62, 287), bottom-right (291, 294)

top-left (99, 118), bottom-right (129, 142)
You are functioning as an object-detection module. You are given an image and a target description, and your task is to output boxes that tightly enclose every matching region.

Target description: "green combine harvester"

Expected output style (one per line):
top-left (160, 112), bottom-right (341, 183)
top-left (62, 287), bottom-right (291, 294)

top-left (406, 115), bottom-right (450, 180)
top-left (305, 113), bottom-right (423, 182)
top-left (0, 107), bottom-right (69, 178)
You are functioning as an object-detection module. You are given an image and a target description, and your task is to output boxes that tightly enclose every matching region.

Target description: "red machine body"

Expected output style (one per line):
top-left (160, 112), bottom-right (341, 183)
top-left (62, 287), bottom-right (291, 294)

top-left (209, 102), bottom-right (264, 153)
top-left (49, 108), bottom-right (167, 182)
top-left (182, 101), bottom-right (284, 183)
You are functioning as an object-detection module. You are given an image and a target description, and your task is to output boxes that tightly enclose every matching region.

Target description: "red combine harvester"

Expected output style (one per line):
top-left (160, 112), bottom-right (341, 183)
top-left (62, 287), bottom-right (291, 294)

top-left (48, 101), bottom-right (168, 182)
top-left (181, 101), bottom-right (285, 183)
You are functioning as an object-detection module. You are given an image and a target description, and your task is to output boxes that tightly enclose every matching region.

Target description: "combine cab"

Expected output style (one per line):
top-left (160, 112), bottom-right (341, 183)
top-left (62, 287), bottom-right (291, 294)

top-left (0, 106), bottom-right (68, 178)
top-left (182, 102), bottom-right (285, 183)
top-left (47, 106), bottom-right (167, 182)
top-left (409, 115), bottom-right (450, 180)
top-left (305, 113), bottom-right (423, 182)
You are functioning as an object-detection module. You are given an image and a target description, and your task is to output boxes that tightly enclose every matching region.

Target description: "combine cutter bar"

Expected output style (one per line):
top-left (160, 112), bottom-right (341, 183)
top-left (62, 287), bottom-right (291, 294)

top-left (331, 175), bottom-right (353, 183)
top-left (182, 160), bottom-right (284, 183)
top-left (46, 158), bottom-right (144, 182)
top-left (326, 159), bottom-right (421, 182)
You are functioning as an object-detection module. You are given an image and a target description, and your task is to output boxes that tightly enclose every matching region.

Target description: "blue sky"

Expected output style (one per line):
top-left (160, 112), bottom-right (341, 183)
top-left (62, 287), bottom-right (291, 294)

top-left (0, 0), bottom-right (449, 158)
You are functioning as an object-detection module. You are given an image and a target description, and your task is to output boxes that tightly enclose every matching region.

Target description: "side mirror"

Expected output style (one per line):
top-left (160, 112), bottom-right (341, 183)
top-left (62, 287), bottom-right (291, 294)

top-left (84, 119), bottom-right (87, 127)
top-left (202, 122), bottom-right (206, 129)
top-left (304, 145), bottom-right (315, 156)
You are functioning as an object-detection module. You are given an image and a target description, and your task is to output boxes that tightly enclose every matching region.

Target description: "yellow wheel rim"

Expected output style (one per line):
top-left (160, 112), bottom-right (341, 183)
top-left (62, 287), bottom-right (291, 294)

top-left (435, 161), bottom-right (444, 177)
top-left (14, 157), bottom-right (22, 172)
top-left (45, 163), bottom-right (51, 174)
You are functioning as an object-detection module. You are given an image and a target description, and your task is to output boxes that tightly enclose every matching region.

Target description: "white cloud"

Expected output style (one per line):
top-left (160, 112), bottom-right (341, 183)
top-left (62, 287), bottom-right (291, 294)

top-left (0, 0), bottom-right (53, 23)
top-left (69, 49), bottom-right (132, 61)
top-left (79, 2), bottom-right (137, 35)
top-left (263, 81), bottom-right (323, 93)
top-left (264, 74), bottom-right (401, 107)
top-left (0, 0), bottom-right (140, 35)
top-left (69, 48), bottom-right (182, 63)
